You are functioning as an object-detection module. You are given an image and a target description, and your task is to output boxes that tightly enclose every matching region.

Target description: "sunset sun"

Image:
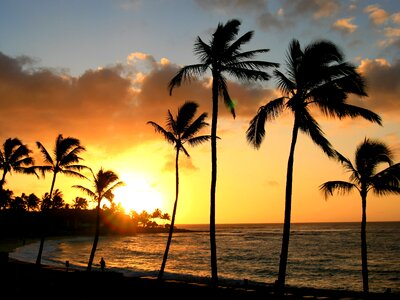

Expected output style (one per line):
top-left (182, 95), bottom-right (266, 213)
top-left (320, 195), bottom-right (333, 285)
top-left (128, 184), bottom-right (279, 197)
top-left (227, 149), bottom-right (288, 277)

top-left (113, 174), bottom-right (164, 214)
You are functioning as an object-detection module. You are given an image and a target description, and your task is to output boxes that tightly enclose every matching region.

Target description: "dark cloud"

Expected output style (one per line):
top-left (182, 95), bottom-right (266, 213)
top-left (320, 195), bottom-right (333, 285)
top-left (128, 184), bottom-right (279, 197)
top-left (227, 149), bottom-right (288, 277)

top-left (194, 0), bottom-right (267, 13)
top-left (0, 51), bottom-right (274, 155)
top-left (355, 58), bottom-right (400, 115)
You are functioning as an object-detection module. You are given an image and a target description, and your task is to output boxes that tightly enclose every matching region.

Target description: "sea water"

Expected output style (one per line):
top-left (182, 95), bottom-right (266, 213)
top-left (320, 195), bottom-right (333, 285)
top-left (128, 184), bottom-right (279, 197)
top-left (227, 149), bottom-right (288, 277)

top-left (9, 222), bottom-right (400, 293)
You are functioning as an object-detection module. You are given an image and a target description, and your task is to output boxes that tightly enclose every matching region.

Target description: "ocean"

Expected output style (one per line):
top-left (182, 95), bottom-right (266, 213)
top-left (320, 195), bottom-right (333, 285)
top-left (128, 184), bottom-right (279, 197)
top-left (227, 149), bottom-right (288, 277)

top-left (9, 222), bottom-right (400, 293)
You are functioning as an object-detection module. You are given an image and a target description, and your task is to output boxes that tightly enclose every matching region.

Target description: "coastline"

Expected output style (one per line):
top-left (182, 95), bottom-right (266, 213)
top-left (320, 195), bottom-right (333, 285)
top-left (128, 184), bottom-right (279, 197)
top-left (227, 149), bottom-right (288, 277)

top-left (1, 256), bottom-right (397, 300)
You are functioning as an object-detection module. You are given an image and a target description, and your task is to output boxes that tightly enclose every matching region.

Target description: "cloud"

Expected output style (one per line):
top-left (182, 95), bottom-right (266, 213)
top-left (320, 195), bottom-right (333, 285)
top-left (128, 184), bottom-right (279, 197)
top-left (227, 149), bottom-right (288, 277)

top-left (356, 58), bottom-right (400, 116)
top-left (364, 4), bottom-right (389, 25)
top-left (332, 17), bottom-right (358, 34)
top-left (392, 12), bottom-right (400, 24)
top-left (282, 0), bottom-right (341, 20)
top-left (194, 0), bottom-right (267, 13)
top-left (0, 51), bottom-right (274, 157)
top-left (257, 10), bottom-right (289, 30)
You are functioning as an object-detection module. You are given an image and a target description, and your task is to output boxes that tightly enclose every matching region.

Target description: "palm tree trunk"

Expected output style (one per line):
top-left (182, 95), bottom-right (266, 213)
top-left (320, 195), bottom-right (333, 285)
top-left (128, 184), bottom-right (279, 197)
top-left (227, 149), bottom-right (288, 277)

top-left (158, 149), bottom-right (180, 281)
top-left (277, 120), bottom-right (299, 291)
top-left (361, 190), bottom-right (369, 294)
top-left (87, 201), bottom-right (101, 271)
top-left (0, 170), bottom-right (6, 190)
top-left (210, 74), bottom-right (219, 285)
top-left (36, 172), bottom-right (57, 265)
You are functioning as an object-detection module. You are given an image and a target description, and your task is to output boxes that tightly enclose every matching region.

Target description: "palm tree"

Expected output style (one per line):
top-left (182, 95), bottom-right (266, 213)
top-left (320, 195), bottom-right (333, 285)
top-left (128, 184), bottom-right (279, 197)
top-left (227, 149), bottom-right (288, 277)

top-left (148, 101), bottom-right (211, 281)
top-left (73, 168), bottom-right (124, 271)
top-left (169, 19), bottom-right (278, 284)
top-left (25, 193), bottom-right (40, 211)
top-left (73, 196), bottom-right (88, 210)
top-left (320, 138), bottom-right (400, 293)
top-left (246, 39), bottom-right (382, 290)
top-left (35, 134), bottom-right (87, 265)
top-left (0, 137), bottom-right (36, 190)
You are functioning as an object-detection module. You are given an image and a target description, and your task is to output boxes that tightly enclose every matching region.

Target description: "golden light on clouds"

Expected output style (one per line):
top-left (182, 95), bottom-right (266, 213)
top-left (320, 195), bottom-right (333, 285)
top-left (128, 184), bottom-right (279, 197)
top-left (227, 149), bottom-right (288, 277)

top-left (364, 4), bottom-right (389, 25)
top-left (333, 18), bottom-right (358, 34)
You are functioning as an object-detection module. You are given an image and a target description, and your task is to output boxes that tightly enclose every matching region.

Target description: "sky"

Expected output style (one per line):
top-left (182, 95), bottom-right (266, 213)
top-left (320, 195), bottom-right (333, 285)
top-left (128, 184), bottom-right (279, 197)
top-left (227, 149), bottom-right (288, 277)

top-left (0, 0), bottom-right (399, 224)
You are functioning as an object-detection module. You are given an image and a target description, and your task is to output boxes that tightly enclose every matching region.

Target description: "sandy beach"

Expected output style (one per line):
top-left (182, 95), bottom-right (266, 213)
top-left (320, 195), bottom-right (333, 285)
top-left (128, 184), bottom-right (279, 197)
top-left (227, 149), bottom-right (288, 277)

top-left (0, 255), bottom-right (398, 300)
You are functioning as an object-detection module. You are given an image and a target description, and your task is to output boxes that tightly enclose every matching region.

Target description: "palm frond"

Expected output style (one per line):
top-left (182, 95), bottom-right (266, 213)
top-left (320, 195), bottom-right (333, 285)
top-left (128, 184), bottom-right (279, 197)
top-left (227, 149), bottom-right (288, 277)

top-left (60, 169), bottom-right (88, 180)
top-left (297, 108), bottom-right (336, 158)
top-left (226, 30), bottom-right (254, 57)
top-left (274, 69), bottom-right (295, 95)
top-left (147, 121), bottom-right (176, 145)
top-left (371, 163), bottom-right (400, 194)
top-left (194, 37), bottom-right (212, 64)
top-left (36, 141), bottom-right (54, 165)
top-left (169, 64), bottom-right (208, 95)
top-left (103, 181), bottom-right (125, 202)
top-left (176, 101), bottom-right (198, 132)
top-left (319, 181), bottom-right (356, 199)
top-left (72, 185), bottom-right (97, 200)
top-left (225, 66), bottom-right (273, 82)
top-left (187, 135), bottom-right (211, 147)
top-left (246, 97), bottom-right (286, 148)
top-left (181, 112), bottom-right (209, 141)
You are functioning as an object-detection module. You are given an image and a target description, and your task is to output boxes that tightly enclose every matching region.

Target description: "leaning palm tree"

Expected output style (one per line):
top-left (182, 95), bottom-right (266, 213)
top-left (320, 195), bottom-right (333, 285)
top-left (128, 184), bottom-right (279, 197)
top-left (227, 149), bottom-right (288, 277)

top-left (246, 39), bottom-right (382, 290)
top-left (0, 137), bottom-right (36, 190)
top-left (73, 168), bottom-right (124, 271)
top-left (148, 101), bottom-right (211, 281)
top-left (169, 19), bottom-right (278, 284)
top-left (35, 134), bottom-right (87, 265)
top-left (320, 138), bottom-right (400, 293)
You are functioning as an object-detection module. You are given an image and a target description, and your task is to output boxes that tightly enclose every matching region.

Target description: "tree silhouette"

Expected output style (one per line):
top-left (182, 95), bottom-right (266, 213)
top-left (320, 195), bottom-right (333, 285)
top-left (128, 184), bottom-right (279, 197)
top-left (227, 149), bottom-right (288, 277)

top-left (148, 101), bottom-right (210, 281)
top-left (169, 19), bottom-right (278, 284)
top-left (35, 134), bottom-right (87, 265)
top-left (73, 168), bottom-right (124, 271)
top-left (73, 197), bottom-right (89, 210)
top-left (0, 137), bottom-right (36, 190)
top-left (320, 138), bottom-right (400, 293)
top-left (26, 193), bottom-right (40, 211)
top-left (246, 39), bottom-right (382, 290)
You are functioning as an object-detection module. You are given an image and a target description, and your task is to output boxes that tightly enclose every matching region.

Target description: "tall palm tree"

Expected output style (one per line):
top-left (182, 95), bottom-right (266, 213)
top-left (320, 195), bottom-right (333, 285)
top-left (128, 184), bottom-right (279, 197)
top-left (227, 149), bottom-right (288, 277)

top-left (246, 39), bottom-right (382, 290)
top-left (148, 101), bottom-right (211, 281)
top-left (35, 134), bottom-right (87, 265)
top-left (320, 138), bottom-right (400, 293)
top-left (0, 137), bottom-right (36, 190)
top-left (73, 168), bottom-right (124, 271)
top-left (169, 19), bottom-right (278, 284)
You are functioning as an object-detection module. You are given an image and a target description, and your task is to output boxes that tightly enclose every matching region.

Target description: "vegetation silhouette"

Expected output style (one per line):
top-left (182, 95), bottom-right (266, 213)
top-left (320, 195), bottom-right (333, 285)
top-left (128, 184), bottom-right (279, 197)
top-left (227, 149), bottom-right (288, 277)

top-left (73, 168), bottom-right (124, 271)
top-left (246, 39), bottom-right (382, 291)
top-left (0, 137), bottom-right (36, 191)
top-left (169, 18), bottom-right (279, 284)
top-left (320, 138), bottom-right (400, 294)
top-left (148, 101), bottom-right (211, 281)
top-left (34, 134), bottom-right (88, 265)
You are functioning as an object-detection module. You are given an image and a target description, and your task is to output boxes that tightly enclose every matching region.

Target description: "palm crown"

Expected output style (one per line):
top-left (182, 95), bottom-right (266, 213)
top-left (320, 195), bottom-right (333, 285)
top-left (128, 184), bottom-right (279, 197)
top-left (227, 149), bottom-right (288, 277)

top-left (169, 19), bottom-right (279, 117)
top-left (147, 101), bottom-right (210, 155)
top-left (0, 137), bottom-right (36, 188)
top-left (247, 39), bottom-right (382, 152)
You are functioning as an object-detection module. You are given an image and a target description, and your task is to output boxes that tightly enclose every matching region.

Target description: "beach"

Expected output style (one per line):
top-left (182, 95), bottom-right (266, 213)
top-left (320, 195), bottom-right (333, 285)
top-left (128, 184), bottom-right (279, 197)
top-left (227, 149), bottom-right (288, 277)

top-left (1, 256), bottom-right (398, 300)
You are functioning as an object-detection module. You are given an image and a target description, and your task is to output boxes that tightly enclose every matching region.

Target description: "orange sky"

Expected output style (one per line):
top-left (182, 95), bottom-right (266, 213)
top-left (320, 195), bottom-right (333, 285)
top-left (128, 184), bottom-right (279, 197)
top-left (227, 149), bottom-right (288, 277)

top-left (0, 1), bottom-right (399, 224)
top-left (1, 52), bottom-right (399, 224)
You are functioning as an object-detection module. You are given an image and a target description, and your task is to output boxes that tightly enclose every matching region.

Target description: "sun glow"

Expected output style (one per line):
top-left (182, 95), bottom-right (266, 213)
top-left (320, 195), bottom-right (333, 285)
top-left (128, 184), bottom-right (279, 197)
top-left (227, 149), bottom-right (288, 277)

top-left (113, 173), bottom-right (164, 214)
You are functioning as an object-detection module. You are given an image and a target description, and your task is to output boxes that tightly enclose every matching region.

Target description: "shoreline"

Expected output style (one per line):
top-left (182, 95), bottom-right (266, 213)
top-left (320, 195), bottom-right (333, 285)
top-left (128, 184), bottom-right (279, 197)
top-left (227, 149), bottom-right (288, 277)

top-left (1, 257), bottom-right (397, 300)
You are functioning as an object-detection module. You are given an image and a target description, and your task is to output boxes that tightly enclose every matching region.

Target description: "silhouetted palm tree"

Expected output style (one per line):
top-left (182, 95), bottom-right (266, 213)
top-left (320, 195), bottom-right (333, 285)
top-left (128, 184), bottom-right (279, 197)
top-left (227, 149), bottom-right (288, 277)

top-left (246, 39), bottom-right (382, 290)
top-left (320, 138), bottom-right (400, 293)
top-left (169, 19), bottom-right (278, 284)
top-left (148, 101), bottom-right (210, 281)
top-left (0, 137), bottom-right (36, 190)
top-left (73, 196), bottom-right (88, 210)
top-left (73, 168), bottom-right (124, 271)
top-left (26, 193), bottom-right (40, 211)
top-left (35, 134), bottom-right (87, 265)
